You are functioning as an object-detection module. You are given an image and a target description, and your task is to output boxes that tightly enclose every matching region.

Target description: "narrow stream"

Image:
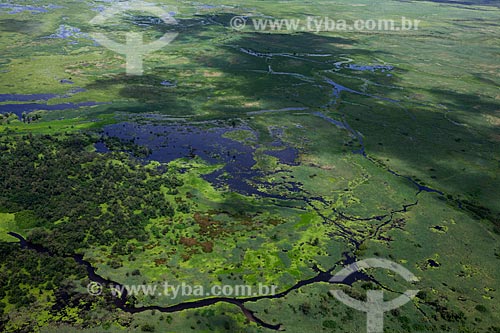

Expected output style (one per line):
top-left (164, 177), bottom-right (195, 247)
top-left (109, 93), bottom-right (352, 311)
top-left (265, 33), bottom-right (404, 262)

top-left (7, 231), bottom-right (370, 330)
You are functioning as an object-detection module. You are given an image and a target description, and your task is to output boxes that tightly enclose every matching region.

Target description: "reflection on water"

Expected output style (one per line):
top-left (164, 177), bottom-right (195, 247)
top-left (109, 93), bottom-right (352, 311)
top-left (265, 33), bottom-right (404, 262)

top-left (0, 102), bottom-right (103, 119)
top-left (98, 121), bottom-right (300, 198)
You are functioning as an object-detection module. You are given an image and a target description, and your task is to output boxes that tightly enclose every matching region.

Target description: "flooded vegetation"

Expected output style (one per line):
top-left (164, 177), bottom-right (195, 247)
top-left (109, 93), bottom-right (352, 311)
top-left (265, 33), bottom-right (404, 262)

top-left (0, 0), bottom-right (498, 332)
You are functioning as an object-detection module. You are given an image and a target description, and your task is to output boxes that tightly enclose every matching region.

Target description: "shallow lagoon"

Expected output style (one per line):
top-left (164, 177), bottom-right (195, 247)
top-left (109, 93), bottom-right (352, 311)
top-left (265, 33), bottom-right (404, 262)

top-left (98, 121), bottom-right (300, 197)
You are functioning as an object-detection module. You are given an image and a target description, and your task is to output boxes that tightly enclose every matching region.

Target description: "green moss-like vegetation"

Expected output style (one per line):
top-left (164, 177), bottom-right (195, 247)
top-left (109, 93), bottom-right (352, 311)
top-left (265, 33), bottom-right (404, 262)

top-left (0, 0), bottom-right (499, 332)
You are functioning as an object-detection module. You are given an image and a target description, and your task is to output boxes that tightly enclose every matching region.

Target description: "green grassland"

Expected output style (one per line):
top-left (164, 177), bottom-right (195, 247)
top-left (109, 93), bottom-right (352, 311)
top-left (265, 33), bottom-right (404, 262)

top-left (0, 0), bottom-right (499, 332)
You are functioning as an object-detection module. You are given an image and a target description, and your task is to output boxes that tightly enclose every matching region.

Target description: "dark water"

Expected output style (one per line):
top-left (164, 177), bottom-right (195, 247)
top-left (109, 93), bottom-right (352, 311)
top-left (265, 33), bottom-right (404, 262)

top-left (8, 231), bottom-right (376, 330)
top-left (0, 93), bottom-right (60, 102)
top-left (44, 25), bottom-right (83, 39)
top-left (93, 142), bottom-right (109, 153)
top-left (323, 77), bottom-right (400, 105)
top-left (329, 252), bottom-right (372, 285)
top-left (99, 122), bottom-right (256, 166)
top-left (0, 88), bottom-right (100, 119)
top-left (43, 24), bottom-right (95, 45)
top-left (0, 88), bottom-right (85, 102)
top-left (427, 259), bottom-right (440, 267)
top-left (160, 80), bottom-right (176, 87)
top-left (387, 169), bottom-right (444, 194)
top-left (0, 102), bottom-right (104, 119)
top-left (8, 231), bottom-right (342, 330)
top-left (314, 111), bottom-right (443, 195)
top-left (0, 4), bottom-right (47, 14)
top-left (98, 122), bottom-right (300, 198)
top-left (264, 148), bottom-right (299, 166)
top-left (313, 111), bottom-right (366, 156)
top-left (336, 64), bottom-right (394, 72)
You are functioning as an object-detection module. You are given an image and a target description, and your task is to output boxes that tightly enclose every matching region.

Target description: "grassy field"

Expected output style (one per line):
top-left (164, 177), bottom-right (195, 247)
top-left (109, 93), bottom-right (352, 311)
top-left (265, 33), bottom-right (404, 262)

top-left (0, 0), bottom-right (499, 332)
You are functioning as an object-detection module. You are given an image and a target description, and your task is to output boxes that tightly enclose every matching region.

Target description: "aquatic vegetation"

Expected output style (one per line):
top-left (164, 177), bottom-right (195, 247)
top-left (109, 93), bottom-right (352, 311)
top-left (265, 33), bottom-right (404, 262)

top-left (0, 0), bottom-right (498, 332)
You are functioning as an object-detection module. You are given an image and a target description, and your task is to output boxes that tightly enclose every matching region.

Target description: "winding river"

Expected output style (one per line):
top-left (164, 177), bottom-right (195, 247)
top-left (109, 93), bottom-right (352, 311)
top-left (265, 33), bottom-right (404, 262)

top-left (7, 232), bottom-right (370, 330)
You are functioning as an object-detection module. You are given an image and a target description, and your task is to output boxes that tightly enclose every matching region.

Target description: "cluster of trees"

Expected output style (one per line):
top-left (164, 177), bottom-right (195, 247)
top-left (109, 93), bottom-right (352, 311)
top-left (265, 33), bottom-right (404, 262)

top-left (0, 112), bottom-right (41, 124)
top-left (0, 242), bottom-right (85, 310)
top-left (101, 136), bottom-right (152, 158)
top-left (0, 133), bottom-right (185, 255)
top-left (0, 113), bottom-right (16, 125)
top-left (0, 242), bottom-right (126, 332)
top-left (21, 112), bottom-right (41, 124)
